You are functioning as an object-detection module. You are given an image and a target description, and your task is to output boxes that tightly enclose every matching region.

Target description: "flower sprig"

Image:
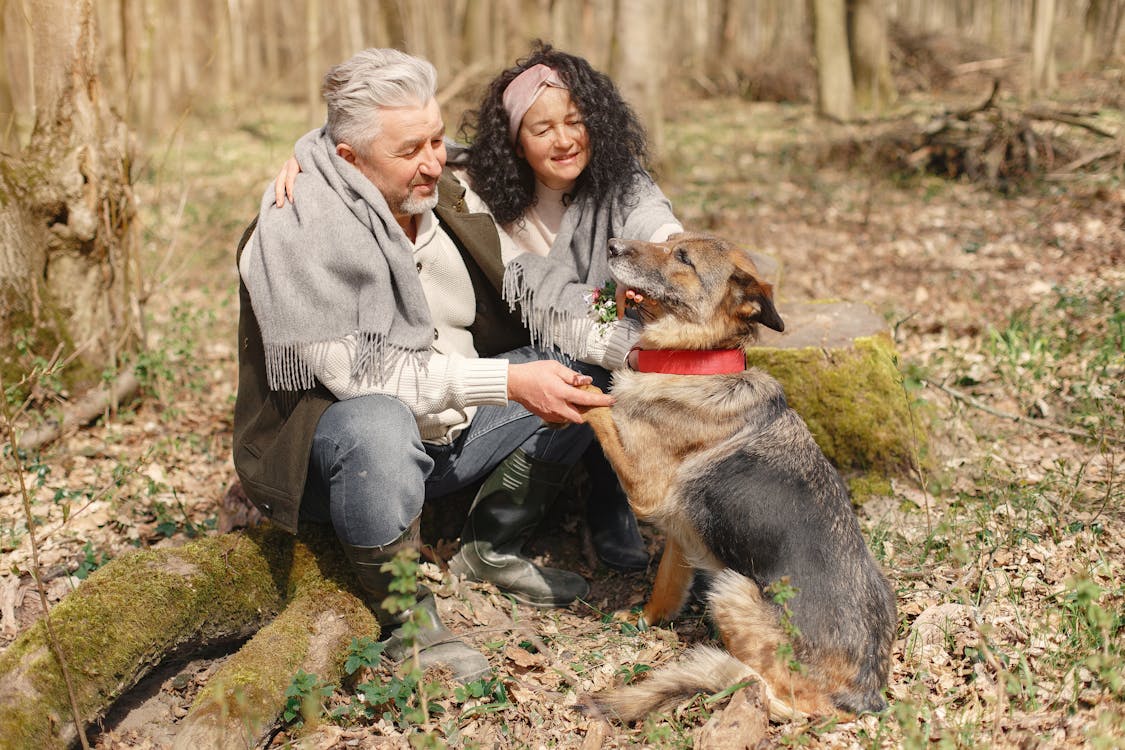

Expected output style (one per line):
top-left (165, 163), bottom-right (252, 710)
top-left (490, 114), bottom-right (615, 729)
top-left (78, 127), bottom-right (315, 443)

top-left (585, 279), bottom-right (644, 327)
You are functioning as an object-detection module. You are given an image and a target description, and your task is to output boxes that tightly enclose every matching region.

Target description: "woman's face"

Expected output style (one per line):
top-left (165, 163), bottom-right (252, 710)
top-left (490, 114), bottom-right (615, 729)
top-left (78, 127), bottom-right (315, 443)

top-left (515, 87), bottom-right (590, 191)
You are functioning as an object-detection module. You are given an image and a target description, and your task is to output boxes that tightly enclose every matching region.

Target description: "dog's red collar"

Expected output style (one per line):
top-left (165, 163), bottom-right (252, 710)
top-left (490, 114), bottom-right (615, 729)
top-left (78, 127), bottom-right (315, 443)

top-left (632, 348), bottom-right (746, 375)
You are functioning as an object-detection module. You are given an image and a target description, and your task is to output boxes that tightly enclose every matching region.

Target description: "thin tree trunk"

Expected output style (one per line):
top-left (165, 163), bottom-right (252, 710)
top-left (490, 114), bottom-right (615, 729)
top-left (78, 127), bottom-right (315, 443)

top-left (0, 0), bottom-right (15, 151)
top-left (342, 0), bottom-right (364, 55)
top-left (847, 0), bottom-right (895, 114)
top-left (810, 0), bottom-right (855, 121)
top-left (463, 0), bottom-right (494, 68)
top-left (613, 0), bottom-right (666, 159)
top-left (306, 0), bottom-right (321, 128)
top-left (1030, 0), bottom-right (1058, 96)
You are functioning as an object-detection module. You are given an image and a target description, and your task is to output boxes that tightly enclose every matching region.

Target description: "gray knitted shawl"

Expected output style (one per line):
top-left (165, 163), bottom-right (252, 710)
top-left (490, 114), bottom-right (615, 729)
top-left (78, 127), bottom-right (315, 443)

top-left (501, 170), bottom-right (678, 359)
top-left (245, 129), bottom-right (433, 392)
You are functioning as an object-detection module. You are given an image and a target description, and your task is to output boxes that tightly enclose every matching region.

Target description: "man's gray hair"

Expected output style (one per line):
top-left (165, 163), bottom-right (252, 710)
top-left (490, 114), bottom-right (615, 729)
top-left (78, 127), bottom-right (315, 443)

top-left (322, 48), bottom-right (438, 153)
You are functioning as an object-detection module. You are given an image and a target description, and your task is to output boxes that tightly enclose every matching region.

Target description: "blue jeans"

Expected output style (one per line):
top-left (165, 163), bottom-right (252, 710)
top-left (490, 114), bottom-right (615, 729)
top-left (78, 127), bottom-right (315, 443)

top-left (300, 347), bottom-right (594, 548)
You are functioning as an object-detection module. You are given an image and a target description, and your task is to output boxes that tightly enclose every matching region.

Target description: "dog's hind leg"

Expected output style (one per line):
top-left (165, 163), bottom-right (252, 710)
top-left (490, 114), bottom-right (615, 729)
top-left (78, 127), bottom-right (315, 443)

top-left (641, 537), bottom-right (694, 626)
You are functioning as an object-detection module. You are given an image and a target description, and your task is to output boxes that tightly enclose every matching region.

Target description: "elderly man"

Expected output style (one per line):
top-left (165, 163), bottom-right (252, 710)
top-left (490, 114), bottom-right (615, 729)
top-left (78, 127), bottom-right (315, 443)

top-left (233, 48), bottom-right (612, 681)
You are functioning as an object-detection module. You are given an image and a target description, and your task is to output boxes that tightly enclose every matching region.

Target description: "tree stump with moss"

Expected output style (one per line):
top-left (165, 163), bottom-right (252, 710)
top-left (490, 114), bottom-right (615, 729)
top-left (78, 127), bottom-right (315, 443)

top-left (749, 299), bottom-right (922, 479)
top-left (0, 526), bottom-right (376, 750)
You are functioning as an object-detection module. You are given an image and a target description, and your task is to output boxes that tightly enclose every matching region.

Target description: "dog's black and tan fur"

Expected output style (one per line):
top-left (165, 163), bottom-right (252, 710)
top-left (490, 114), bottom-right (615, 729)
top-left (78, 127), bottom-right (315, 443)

top-left (581, 233), bottom-right (895, 722)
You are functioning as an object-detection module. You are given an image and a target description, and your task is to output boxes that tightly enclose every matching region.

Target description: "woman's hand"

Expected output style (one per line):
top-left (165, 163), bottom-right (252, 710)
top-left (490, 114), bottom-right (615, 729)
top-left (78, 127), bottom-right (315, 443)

top-left (507, 360), bottom-right (613, 424)
top-left (273, 156), bottom-right (303, 207)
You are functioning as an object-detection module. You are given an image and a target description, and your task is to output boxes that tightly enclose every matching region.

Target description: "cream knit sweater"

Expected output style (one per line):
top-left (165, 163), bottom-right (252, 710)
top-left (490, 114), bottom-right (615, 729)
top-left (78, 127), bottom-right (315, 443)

top-left (239, 210), bottom-right (508, 444)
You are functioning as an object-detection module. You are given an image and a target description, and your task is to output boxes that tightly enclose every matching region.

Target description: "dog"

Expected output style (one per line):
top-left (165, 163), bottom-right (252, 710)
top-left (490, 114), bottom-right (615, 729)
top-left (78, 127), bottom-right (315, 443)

top-left (579, 233), bottom-right (896, 722)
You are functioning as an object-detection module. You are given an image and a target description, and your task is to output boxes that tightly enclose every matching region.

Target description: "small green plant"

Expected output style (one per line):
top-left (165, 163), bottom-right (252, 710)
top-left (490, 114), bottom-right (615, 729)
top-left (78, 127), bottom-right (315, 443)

top-left (72, 541), bottom-right (111, 580)
top-left (765, 577), bottom-right (804, 675)
top-left (615, 662), bottom-right (653, 685)
top-left (281, 669), bottom-right (335, 727)
top-left (343, 635), bottom-right (386, 676)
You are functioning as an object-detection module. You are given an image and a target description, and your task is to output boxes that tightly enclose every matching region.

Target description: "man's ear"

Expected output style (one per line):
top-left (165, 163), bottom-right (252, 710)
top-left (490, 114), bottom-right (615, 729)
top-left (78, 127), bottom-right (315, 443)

top-left (336, 143), bottom-right (358, 164)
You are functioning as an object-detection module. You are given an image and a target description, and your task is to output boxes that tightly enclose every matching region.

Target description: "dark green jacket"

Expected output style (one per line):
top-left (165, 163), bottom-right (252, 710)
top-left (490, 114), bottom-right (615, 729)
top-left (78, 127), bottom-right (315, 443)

top-left (232, 171), bottom-right (528, 532)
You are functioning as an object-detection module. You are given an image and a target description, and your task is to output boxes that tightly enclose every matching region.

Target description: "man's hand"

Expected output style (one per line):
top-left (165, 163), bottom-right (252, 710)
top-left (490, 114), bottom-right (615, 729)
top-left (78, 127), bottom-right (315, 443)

top-left (508, 361), bottom-right (613, 424)
top-left (273, 156), bottom-right (302, 207)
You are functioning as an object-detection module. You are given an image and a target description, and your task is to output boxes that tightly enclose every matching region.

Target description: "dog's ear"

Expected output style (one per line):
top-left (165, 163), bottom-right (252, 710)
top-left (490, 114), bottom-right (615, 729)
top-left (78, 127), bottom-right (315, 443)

top-left (731, 259), bottom-right (785, 333)
top-left (750, 286), bottom-right (785, 332)
top-left (738, 279), bottom-right (784, 332)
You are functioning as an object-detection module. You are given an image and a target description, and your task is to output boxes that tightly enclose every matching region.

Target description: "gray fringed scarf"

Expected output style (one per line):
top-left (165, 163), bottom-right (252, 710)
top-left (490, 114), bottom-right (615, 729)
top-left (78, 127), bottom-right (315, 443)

top-left (501, 170), bottom-right (678, 359)
top-left (245, 128), bottom-right (434, 391)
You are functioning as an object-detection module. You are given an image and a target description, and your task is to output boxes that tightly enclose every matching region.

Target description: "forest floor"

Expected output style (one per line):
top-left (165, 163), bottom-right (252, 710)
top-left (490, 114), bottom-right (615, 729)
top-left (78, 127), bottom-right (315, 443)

top-left (2, 66), bottom-right (1123, 749)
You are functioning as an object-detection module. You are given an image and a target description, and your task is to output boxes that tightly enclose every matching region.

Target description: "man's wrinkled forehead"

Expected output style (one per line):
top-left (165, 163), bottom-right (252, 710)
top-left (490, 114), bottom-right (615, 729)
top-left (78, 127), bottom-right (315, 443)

top-left (369, 99), bottom-right (444, 152)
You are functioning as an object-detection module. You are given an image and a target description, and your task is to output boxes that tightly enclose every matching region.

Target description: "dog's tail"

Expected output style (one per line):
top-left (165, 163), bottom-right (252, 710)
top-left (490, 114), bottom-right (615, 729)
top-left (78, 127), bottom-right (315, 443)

top-left (591, 569), bottom-right (873, 723)
top-left (588, 645), bottom-right (806, 723)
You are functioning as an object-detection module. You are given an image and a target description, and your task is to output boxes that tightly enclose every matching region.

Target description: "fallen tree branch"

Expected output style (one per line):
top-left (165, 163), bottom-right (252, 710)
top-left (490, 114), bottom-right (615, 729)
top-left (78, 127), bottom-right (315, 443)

top-left (924, 379), bottom-right (1121, 444)
top-left (1024, 108), bottom-right (1118, 138)
top-left (0, 528), bottom-right (291, 748)
top-left (1050, 145), bottom-right (1124, 174)
top-left (17, 366), bottom-right (140, 452)
top-left (173, 535), bottom-right (376, 749)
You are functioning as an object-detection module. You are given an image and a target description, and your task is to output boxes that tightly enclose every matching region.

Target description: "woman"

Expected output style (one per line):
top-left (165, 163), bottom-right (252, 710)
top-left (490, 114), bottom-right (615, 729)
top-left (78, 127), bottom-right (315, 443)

top-left (457, 42), bottom-right (682, 572)
top-left (276, 42), bottom-right (683, 572)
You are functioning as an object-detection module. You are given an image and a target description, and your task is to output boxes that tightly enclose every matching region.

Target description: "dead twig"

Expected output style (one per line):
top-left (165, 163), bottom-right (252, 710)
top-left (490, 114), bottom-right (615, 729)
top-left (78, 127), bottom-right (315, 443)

top-left (1, 371), bottom-right (92, 750)
top-left (924, 379), bottom-right (1122, 445)
top-left (1024, 108), bottom-right (1118, 139)
top-left (953, 79), bottom-right (1000, 120)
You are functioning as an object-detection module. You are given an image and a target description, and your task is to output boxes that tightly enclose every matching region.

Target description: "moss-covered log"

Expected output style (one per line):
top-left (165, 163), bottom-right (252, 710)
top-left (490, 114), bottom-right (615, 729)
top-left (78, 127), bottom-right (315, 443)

top-left (0, 529), bottom-right (296, 749)
top-left (172, 535), bottom-right (377, 749)
top-left (750, 299), bottom-right (922, 477)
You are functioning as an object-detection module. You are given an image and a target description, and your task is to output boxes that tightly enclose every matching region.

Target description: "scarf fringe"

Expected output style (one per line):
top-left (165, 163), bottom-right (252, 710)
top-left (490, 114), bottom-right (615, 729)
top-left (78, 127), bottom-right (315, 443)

top-left (264, 343), bottom-right (319, 392)
top-left (264, 337), bottom-right (431, 392)
top-left (503, 264), bottom-right (590, 360)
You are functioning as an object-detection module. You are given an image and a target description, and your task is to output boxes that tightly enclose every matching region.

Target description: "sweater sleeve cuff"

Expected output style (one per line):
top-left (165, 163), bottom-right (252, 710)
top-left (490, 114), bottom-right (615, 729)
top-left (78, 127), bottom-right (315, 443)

top-left (585, 318), bottom-right (643, 370)
top-left (457, 357), bottom-right (510, 406)
top-left (649, 222), bottom-right (684, 242)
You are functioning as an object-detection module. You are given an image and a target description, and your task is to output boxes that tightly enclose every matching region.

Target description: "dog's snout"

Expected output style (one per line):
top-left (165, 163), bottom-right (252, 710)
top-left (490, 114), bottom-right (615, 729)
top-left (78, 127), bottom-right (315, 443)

top-left (608, 238), bottom-right (628, 258)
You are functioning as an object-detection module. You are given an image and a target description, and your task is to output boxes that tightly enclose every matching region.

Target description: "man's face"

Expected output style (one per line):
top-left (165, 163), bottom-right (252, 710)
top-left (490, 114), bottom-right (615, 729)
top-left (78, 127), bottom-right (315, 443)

top-left (342, 97), bottom-right (446, 218)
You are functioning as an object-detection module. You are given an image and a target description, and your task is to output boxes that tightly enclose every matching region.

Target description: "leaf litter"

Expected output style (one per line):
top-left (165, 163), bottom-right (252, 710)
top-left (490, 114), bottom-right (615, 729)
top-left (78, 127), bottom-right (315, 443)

top-left (2, 73), bottom-right (1123, 748)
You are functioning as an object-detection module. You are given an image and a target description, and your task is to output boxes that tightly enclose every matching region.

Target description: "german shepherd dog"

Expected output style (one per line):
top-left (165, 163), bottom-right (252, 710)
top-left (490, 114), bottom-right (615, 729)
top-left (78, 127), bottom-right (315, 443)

top-left (580, 233), bottom-right (895, 721)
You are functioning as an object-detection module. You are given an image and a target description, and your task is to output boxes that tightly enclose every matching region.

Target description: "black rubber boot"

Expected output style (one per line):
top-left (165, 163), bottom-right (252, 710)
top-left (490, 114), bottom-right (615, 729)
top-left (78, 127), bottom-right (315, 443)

top-left (449, 449), bottom-right (590, 607)
top-left (583, 442), bottom-right (649, 572)
top-left (343, 523), bottom-right (491, 683)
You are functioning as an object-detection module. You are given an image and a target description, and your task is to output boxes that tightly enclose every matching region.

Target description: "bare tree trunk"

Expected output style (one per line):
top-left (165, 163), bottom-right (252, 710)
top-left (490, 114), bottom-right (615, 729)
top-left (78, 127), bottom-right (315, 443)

top-left (810, 0), bottom-right (855, 121)
top-left (306, 0), bottom-right (321, 128)
top-left (0, 0), bottom-right (15, 151)
top-left (613, 0), bottom-right (666, 159)
top-left (176, 0), bottom-right (198, 97)
top-left (342, 0), bottom-right (364, 55)
top-left (463, 0), bottom-right (495, 68)
top-left (0, 0), bottom-right (140, 391)
top-left (211, 0), bottom-right (232, 109)
top-left (989, 0), bottom-right (1006, 52)
top-left (847, 0), bottom-right (895, 114)
top-left (228, 0), bottom-right (246, 91)
top-left (1111, 1), bottom-right (1125, 57)
top-left (1030, 0), bottom-right (1058, 96)
top-left (1086, 0), bottom-right (1125, 65)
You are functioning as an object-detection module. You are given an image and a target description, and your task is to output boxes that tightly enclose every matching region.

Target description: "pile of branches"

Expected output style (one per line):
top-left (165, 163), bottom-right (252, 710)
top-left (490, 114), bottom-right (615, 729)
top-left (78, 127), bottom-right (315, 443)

top-left (836, 81), bottom-right (1124, 192)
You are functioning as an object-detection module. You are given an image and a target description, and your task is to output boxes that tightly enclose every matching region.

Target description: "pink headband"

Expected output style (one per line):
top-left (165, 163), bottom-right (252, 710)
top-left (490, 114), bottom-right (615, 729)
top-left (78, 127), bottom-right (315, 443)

top-left (502, 64), bottom-right (568, 142)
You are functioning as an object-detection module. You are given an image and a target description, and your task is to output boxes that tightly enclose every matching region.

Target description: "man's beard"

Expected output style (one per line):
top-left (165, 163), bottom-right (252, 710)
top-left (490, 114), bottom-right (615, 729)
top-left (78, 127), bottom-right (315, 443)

top-left (399, 185), bottom-right (439, 215)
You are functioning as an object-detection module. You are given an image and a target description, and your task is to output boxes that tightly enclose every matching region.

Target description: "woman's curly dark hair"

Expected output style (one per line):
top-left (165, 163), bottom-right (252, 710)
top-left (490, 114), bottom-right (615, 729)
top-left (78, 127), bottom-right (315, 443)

top-left (459, 41), bottom-right (650, 227)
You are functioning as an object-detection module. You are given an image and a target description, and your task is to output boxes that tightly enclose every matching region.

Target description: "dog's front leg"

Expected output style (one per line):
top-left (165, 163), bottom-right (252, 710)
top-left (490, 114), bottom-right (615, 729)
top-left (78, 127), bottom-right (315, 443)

top-left (578, 386), bottom-right (646, 500)
top-left (642, 537), bottom-right (693, 626)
